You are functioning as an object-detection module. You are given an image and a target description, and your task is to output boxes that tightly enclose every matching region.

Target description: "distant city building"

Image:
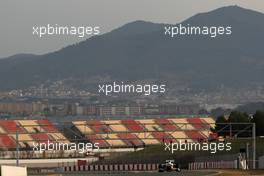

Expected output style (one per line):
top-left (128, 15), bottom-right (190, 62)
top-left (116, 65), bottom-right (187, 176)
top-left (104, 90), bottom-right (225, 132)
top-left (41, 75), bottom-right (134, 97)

top-left (0, 101), bottom-right (201, 117)
top-left (97, 105), bottom-right (142, 116)
top-left (0, 102), bottom-right (33, 114)
top-left (159, 104), bottom-right (200, 115)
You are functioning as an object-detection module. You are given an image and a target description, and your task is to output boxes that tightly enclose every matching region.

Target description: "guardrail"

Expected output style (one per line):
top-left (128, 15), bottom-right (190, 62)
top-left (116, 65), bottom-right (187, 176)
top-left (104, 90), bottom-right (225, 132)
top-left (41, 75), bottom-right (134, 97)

top-left (188, 160), bottom-right (237, 170)
top-left (63, 163), bottom-right (159, 172)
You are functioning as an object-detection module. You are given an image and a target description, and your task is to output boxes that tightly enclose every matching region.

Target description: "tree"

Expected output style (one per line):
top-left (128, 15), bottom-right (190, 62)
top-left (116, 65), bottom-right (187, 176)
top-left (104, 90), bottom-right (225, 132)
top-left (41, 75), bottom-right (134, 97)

top-left (252, 111), bottom-right (264, 136)
top-left (213, 115), bottom-right (228, 136)
top-left (228, 111), bottom-right (251, 137)
top-left (214, 111), bottom-right (251, 137)
top-left (43, 107), bottom-right (50, 116)
top-left (198, 109), bottom-right (209, 115)
top-left (228, 111), bottom-right (250, 123)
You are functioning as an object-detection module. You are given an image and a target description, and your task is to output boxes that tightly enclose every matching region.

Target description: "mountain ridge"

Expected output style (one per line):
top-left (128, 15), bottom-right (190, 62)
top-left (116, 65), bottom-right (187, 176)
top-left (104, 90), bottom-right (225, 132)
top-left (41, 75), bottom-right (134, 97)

top-left (0, 6), bottom-right (264, 91)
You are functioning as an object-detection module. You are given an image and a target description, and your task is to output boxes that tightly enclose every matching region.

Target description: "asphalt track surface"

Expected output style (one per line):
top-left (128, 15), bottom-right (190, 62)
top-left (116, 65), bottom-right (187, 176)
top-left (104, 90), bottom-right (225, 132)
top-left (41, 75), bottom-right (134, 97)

top-left (31, 170), bottom-right (218, 176)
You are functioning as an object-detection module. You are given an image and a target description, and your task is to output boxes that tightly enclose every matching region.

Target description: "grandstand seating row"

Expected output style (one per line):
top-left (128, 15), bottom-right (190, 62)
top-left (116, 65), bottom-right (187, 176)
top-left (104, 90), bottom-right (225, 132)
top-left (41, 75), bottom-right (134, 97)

top-left (0, 119), bottom-right (57, 134)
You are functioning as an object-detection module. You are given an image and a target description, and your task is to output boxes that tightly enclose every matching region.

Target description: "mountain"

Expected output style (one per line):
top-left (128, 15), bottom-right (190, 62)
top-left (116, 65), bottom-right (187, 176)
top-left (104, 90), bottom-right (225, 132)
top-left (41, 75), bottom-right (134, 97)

top-left (0, 6), bottom-right (264, 90)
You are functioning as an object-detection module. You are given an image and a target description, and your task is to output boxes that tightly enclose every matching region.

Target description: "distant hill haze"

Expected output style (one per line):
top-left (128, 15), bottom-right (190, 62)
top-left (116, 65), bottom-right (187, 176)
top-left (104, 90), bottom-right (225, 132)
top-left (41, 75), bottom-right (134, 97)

top-left (0, 6), bottom-right (264, 90)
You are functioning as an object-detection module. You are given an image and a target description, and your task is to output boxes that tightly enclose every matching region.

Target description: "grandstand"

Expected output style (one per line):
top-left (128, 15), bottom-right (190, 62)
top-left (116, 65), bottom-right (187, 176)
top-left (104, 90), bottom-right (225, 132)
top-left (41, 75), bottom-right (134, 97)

top-left (0, 119), bottom-right (69, 150)
top-left (72, 117), bottom-right (215, 148)
top-left (0, 117), bottom-right (259, 171)
top-left (0, 117), bottom-right (216, 155)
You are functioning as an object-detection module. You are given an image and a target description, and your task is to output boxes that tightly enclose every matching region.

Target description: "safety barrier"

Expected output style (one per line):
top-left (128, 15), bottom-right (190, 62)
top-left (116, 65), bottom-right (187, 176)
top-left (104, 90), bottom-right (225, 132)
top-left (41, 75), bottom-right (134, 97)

top-left (188, 160), bottom-right (237, 170)
top-left (64, 163), bottom-right (159, 172)
top-left (259, 155), bottom-right (264, 169)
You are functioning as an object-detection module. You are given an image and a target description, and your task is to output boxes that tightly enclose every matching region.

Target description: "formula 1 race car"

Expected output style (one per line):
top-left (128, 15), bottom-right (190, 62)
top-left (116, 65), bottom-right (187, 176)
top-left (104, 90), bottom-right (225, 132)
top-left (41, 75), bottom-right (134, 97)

top-left (158, 160), bottom-right (181, 172)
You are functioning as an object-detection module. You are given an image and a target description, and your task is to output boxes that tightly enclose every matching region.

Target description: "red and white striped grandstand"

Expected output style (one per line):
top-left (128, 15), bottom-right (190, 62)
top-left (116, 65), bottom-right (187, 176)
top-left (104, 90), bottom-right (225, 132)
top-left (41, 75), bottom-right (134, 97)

top-left (0, 117), bottom-right (215, 151)
top-left (0, 119), bottom-right (69, 150)
top-left (72, 117), bottom-right (216, 148)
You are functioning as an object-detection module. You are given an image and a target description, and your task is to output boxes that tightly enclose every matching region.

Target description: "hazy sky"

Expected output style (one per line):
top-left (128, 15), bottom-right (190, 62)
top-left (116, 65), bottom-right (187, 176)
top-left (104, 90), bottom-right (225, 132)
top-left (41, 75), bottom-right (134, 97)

top-left (0, 0), bottom-right (264, 58)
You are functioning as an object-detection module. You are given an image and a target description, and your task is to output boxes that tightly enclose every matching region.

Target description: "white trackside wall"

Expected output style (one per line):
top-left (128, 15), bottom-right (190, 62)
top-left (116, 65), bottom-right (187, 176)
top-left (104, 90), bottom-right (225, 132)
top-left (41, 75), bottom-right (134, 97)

top-left (1, 165), bottom-right (27, 176)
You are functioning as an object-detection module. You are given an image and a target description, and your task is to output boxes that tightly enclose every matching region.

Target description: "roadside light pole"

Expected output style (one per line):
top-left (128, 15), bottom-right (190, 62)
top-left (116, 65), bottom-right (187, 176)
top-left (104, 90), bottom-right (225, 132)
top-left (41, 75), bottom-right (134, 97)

top-left (252, 123), bottom-right (256, 169)
top-left (246, 142), bottom-right (249, 169)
